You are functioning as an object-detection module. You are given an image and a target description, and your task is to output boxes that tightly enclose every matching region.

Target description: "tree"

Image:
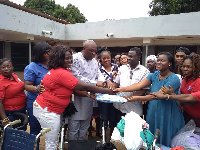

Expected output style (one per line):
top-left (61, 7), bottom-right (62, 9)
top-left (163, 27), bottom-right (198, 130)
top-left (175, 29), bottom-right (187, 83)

top-left (24, 0), bottom-right (87, 23)
top-left (149, 0), bottom-right (200, 16)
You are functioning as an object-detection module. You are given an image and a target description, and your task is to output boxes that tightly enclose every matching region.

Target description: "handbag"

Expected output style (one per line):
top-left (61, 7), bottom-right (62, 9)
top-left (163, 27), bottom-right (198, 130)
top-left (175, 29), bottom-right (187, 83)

top-left (63, 102), bottom-right (78, 118)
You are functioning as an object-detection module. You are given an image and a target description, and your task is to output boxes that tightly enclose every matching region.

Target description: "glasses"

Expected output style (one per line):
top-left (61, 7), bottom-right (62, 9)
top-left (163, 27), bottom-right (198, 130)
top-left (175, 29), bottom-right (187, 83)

top-left (130, 70), bottom-right (133, 79)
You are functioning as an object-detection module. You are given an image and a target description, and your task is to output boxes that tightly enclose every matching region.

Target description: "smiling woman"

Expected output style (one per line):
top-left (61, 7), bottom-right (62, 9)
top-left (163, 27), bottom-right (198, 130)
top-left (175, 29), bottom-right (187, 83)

top-left (32, 44), bottom-right (115, 150)
top-left (152, 54), bottom-right (200, 128)
top-left (114, 52), bottom-right (185, 147)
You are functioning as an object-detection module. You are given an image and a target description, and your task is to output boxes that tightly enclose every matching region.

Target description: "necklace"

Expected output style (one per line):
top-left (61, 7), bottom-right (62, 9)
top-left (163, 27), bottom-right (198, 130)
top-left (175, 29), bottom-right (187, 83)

top-left (159, 72), bottom-right (172, 81)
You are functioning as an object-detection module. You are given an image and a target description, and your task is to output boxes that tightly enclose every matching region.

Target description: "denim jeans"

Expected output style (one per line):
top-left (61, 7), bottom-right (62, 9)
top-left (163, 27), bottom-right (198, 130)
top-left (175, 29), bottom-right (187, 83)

top-left (33, 101), bottom-right (61, 150)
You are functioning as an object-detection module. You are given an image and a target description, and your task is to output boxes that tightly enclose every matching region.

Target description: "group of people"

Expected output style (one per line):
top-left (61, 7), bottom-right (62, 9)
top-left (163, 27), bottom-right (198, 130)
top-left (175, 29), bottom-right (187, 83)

top-left (0, 41), bottom-right (200, 149)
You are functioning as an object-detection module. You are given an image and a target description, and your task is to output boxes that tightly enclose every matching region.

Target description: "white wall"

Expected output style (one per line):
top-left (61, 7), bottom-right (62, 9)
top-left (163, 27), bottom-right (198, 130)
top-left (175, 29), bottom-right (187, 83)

top-left (0, 4), bottom-right (66, 41)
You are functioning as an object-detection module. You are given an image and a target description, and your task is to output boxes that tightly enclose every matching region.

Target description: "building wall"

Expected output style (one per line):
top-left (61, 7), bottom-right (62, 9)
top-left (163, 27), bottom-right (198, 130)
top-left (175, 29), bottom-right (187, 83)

top-left (0, 4), bottom-right (66, 41)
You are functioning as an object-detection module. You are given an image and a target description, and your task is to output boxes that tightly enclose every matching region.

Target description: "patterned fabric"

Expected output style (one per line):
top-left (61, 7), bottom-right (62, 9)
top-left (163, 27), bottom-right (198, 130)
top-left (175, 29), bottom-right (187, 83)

top-left (98, 63), bottom-right (118, 82)
top-left (70, 52), bottom-right (98, 84)
top-left (69, 52), bottom-right (99, 120)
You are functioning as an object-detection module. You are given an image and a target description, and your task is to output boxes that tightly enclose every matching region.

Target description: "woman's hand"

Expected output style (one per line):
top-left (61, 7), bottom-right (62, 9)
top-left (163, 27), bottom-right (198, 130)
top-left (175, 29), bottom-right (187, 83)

top-left (159, 85), bottom-right (175, 95)
top-left (3, 120), bottom-right (10, 127)
top-left (36, 80), bottom-right (45, 93)
top-left (106, 80), bottom-right (115, 90)
top-left (112, 71), bottom-right (118, 79)
top-left (150, 91), bottom-right (167, 100)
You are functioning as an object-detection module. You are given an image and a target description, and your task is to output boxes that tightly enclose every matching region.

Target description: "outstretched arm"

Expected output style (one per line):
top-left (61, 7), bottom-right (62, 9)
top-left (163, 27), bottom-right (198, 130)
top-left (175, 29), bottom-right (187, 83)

top-left (151, 91), bottom-right (198, 103)
top-left (127, 94), bottom-right (156, 102)
top-left (114, 78), bottom-right (151, 93)
top-left (74, 80), bottom-right (115, 95)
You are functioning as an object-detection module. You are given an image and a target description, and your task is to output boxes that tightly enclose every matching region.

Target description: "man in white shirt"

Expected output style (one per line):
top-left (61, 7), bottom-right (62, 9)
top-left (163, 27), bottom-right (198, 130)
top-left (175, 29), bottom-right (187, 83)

top-left (67, 40), bottom-right (99, 140)
top-left (113, 47), bottom-right (150, 120)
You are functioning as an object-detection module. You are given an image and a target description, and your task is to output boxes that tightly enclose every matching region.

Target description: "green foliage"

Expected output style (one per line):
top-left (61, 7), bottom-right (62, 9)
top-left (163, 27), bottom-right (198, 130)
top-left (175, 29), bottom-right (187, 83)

top-left (24, 0), bottom-right (87, 23)
top-left (149, 0), bottom-right (200, 16)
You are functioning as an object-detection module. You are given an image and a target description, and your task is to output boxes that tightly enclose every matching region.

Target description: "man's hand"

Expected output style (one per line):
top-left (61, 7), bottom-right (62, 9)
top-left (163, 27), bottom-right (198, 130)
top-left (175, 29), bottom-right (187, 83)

top-left (126, 96), bottom-right (139, 102)
top-left (113, 87), bottom-right (124, 94)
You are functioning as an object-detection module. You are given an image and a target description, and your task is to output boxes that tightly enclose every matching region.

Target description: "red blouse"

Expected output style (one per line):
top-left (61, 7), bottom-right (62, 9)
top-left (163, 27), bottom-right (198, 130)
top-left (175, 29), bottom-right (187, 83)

top-left (0, 73), bottom-right (26, 111)
top-left (36, 68), bottom-right (79, 114)
top-left (180, 77), bottom-right (200, 118)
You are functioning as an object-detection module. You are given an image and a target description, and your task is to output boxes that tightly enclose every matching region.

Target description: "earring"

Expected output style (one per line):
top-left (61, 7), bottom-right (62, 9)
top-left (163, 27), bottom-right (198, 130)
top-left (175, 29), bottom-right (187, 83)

top-left (169, 65), bottom-right (170, 67)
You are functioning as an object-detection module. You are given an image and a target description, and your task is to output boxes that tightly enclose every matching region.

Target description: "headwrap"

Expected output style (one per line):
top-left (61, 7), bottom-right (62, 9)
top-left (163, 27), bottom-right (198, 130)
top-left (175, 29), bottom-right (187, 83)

top-left (146, 55), bottom-right (157, 63)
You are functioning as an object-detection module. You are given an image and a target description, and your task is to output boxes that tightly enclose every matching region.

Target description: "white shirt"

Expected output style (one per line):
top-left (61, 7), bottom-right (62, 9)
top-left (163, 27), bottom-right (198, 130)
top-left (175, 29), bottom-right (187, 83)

top-left (113, 64), bottom-right (150, 115)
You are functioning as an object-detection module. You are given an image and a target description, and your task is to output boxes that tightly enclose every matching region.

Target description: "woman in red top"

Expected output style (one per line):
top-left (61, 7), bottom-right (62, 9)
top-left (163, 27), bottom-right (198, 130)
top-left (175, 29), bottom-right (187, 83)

top-left (33, 45), bottom-right (115, 150)
top-left (152, 54), bottom-right (200, 127)
top-left (0, 58), bottom-right (27, 129)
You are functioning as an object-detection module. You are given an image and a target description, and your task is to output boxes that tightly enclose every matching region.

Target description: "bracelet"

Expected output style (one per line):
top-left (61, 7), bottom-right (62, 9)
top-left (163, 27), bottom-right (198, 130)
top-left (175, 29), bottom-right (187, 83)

top-left (2, 117), bottom-right (9, 123)
top-left (166, 94), bottom-right (170, 100)
top-left (35, 86), bottom-right (39, 92)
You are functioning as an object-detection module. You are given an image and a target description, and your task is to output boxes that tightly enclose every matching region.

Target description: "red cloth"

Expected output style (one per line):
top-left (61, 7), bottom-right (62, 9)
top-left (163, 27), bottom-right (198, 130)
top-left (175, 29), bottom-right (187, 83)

top-left (0, 73), bottom-right (26, 110)
top-left (36, 68), bottom-right (79, 114)
top-left (170, 146), bottom-right (184, 150)
top-left (180, 77), bottom-right (200, 118)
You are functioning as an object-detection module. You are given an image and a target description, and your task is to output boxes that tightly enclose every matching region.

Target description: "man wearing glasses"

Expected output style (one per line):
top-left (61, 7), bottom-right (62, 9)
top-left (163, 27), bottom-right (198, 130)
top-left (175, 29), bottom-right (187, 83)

top-left (113, 47), bottom-right (150, 121)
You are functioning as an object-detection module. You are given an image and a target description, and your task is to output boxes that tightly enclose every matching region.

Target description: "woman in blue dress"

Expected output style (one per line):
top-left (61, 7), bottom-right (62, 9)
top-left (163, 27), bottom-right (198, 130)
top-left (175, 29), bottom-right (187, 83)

top-left (24, 42), bottom-right (51, 136)
top-left (115, 52), bottom-right (185, 147)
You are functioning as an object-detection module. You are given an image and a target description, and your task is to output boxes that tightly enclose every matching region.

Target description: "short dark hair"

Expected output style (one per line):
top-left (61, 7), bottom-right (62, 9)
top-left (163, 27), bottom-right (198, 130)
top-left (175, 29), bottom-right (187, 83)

top-left (175, 47), bottom-right (190, 55)
top-left (32, 42), bottom-right (51, 63)
top-left (157, 52), bottom-right (175, 72)
top-left (48, 44), bottom-right (72, 70)
top-left (130, 47), bottom-right (142, 57)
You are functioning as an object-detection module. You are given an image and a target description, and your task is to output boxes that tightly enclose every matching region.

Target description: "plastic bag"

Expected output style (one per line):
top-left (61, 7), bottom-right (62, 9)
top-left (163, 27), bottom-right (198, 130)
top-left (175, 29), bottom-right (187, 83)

top-left (123, 111), bottom-right (146, 150)
top-left (116, 118), bottom-right (125, 137)
top-left (171, 119), bottom-right (200, 150)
